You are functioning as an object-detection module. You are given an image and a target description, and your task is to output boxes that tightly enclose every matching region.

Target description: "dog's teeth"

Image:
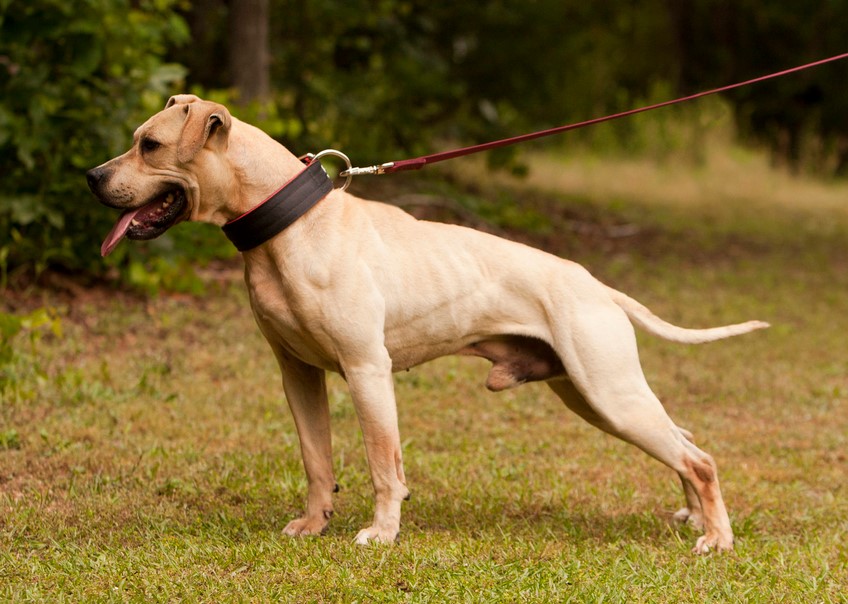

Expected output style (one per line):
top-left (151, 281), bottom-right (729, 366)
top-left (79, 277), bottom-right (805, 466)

top-left (131, 219), bottom-right (140, 226)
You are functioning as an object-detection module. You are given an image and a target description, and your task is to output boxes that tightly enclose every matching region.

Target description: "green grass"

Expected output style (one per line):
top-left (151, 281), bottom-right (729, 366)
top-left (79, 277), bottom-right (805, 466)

top-left (2, 153), bottom-right (848, 602)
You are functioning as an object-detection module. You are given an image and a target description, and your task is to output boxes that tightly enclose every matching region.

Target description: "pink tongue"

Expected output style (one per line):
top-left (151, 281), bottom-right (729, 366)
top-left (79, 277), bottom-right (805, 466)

top-left (101, 207), bottom-right (144, 257)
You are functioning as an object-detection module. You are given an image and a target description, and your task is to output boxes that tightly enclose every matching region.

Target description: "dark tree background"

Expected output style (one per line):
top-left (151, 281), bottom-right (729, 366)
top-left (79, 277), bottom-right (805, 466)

top-left (2, 0), bottom-right (848, 279)
top-left (178, 0), bottom-right (848, 167)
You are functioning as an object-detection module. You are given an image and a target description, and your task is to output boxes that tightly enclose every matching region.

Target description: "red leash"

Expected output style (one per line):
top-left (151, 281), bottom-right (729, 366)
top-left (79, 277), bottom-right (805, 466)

top-left (341, 52), bottom-right (848, 177)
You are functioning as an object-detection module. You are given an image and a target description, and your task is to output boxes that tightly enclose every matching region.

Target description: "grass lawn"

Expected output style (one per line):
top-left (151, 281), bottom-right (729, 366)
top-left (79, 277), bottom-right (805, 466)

top-left (2, 151), bottom-right (847, 602)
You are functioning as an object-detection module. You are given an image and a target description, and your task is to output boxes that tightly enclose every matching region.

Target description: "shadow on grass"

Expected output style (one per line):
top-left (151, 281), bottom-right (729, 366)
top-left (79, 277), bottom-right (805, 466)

top-left (156, 485), bottom-right (699, 550)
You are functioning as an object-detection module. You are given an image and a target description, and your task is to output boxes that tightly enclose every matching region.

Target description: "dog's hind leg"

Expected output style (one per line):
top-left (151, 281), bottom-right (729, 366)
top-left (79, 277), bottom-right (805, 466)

top-left (548, 299), bottom-right (733, 553)
top-left (672, 427), bottom-right (705, 530)
top-left (275, 353), bottom-right (337, 537)
top-left (548, 379), bottom-right (703, 530)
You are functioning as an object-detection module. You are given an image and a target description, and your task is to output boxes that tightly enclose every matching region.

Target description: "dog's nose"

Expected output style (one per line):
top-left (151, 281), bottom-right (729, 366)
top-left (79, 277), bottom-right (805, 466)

top-left (86, 167), bottom-right (106, 193)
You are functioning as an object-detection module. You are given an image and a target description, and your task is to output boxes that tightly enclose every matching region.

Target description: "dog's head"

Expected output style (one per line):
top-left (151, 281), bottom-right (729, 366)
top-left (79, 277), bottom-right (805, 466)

top-left (87, 94), bottom-right (233, 256)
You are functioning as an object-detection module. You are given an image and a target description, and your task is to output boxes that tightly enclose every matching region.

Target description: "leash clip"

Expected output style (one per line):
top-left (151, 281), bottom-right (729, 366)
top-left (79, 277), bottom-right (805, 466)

top-left (339, 162), bottom-right (395, 177)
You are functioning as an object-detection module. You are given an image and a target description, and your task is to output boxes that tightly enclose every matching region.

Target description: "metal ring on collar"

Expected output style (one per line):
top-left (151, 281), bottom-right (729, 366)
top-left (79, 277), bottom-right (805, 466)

top-left (312, 149), bottom-right (353, 192)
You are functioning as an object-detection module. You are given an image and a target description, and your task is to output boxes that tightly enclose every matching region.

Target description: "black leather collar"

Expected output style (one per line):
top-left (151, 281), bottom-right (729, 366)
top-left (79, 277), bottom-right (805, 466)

top-left (222, 159), bottom-right (333, 252)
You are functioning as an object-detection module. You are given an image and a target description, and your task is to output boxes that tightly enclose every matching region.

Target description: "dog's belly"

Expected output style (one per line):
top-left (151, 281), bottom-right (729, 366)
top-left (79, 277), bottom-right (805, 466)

top-left (383, 316), bottom-right (546, 371)
top-left (380, 275), bottom-right (561, 376)
top-left (387, 332), bottom-right (566, 391)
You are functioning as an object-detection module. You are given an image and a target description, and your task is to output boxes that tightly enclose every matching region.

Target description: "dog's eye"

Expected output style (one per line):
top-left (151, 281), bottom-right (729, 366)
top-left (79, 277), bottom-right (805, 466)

top-left (140, 138), bottom-right (161, 153)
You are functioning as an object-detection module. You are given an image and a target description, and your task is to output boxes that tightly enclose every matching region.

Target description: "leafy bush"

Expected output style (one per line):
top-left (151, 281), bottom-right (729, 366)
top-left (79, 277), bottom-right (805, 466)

top-left (0, 0), bottom-right (189, 281)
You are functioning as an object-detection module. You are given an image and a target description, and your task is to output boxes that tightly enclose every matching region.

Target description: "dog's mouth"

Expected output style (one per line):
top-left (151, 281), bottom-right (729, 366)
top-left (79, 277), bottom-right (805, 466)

top-left (101, 189), bottom-right (188, 257)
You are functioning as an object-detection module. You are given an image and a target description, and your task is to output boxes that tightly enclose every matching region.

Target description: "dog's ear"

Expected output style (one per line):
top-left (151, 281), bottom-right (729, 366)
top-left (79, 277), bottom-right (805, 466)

top-left (165, 94), bottom-right (202, 109)
top-left (176, 101), bottom-right (232, 164)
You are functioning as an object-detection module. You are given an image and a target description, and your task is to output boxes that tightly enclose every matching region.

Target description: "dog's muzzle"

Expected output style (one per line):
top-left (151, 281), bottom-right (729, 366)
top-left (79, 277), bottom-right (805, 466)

top-left (87, 165), bottom-right (189, 257)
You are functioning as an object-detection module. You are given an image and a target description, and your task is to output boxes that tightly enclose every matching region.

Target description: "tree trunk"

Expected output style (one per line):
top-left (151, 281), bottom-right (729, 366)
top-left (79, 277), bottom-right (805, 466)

top-left (229, 0), bottom-right (270, 104)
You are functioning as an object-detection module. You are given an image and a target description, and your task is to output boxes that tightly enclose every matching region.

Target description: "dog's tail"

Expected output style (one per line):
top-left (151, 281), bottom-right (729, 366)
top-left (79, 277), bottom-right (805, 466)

top-left (606, 286), bottom-right (769, 344)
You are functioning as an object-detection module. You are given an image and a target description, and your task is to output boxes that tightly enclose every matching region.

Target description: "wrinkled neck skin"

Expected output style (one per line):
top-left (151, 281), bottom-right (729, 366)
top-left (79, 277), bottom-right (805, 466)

top-left (191, 118), bottom-right (305, 227)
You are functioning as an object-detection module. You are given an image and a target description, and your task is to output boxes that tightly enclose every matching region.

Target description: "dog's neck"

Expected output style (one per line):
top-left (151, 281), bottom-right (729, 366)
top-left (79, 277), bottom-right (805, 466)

top-left (213, 118), bottom-right (336, 253)
top-left (222, 159), bottom-right (333, 252)
top-left (226, 121), bottom-right (306, 219)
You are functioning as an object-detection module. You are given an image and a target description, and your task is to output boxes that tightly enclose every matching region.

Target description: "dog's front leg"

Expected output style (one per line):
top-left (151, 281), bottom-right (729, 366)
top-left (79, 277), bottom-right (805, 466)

top-left (275, 354), bottom-right (337, 537)
top-left (344, 355), bottom-right (410, 545)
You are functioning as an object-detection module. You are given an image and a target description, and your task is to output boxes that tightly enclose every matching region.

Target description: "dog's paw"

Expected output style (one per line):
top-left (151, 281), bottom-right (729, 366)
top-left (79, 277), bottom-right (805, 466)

top-left (283, 515), bottom-right (330, 537)
top-left (673, 507), bottom-right (705, 531)
top-left (692, 532), bottom-right (734, 555)
top-left (354, 525), bottom-right (399, 545)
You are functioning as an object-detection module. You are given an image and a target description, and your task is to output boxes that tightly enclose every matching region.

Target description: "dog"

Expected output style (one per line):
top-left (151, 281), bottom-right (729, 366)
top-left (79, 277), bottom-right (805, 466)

top-left (87, 95), bottom-right (768, 553)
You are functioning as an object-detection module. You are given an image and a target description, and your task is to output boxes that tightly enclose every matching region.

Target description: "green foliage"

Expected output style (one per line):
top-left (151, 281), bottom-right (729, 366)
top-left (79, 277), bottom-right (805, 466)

top-left (243, 1), bottom-right (848, 172)
top-left (0, 306), bottom-right (62, 401)
top-left (268, 0), bottom-right (465, 162)
top-left (104, 222), bottom-right (236, 296)
top-left (0, 428), bottom-right (20, 450)
top-left (0, 0), bottom-right (189, 279)
top-left (239, 1), bottom-right (731, 167)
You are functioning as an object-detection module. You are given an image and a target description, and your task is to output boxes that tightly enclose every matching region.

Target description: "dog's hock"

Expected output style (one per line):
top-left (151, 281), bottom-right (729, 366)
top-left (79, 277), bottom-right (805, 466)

top-left (175, 100), bottom-right (232, 164)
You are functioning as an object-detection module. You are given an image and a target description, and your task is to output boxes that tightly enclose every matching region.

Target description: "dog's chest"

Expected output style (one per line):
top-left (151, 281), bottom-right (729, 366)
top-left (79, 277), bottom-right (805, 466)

top-left (246, 276), bottom-right (341, 372)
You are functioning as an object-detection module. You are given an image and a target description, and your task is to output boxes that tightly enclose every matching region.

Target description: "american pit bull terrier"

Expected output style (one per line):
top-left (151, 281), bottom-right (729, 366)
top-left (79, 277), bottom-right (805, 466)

top-left (87, 95), bottom-right (768, 553)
